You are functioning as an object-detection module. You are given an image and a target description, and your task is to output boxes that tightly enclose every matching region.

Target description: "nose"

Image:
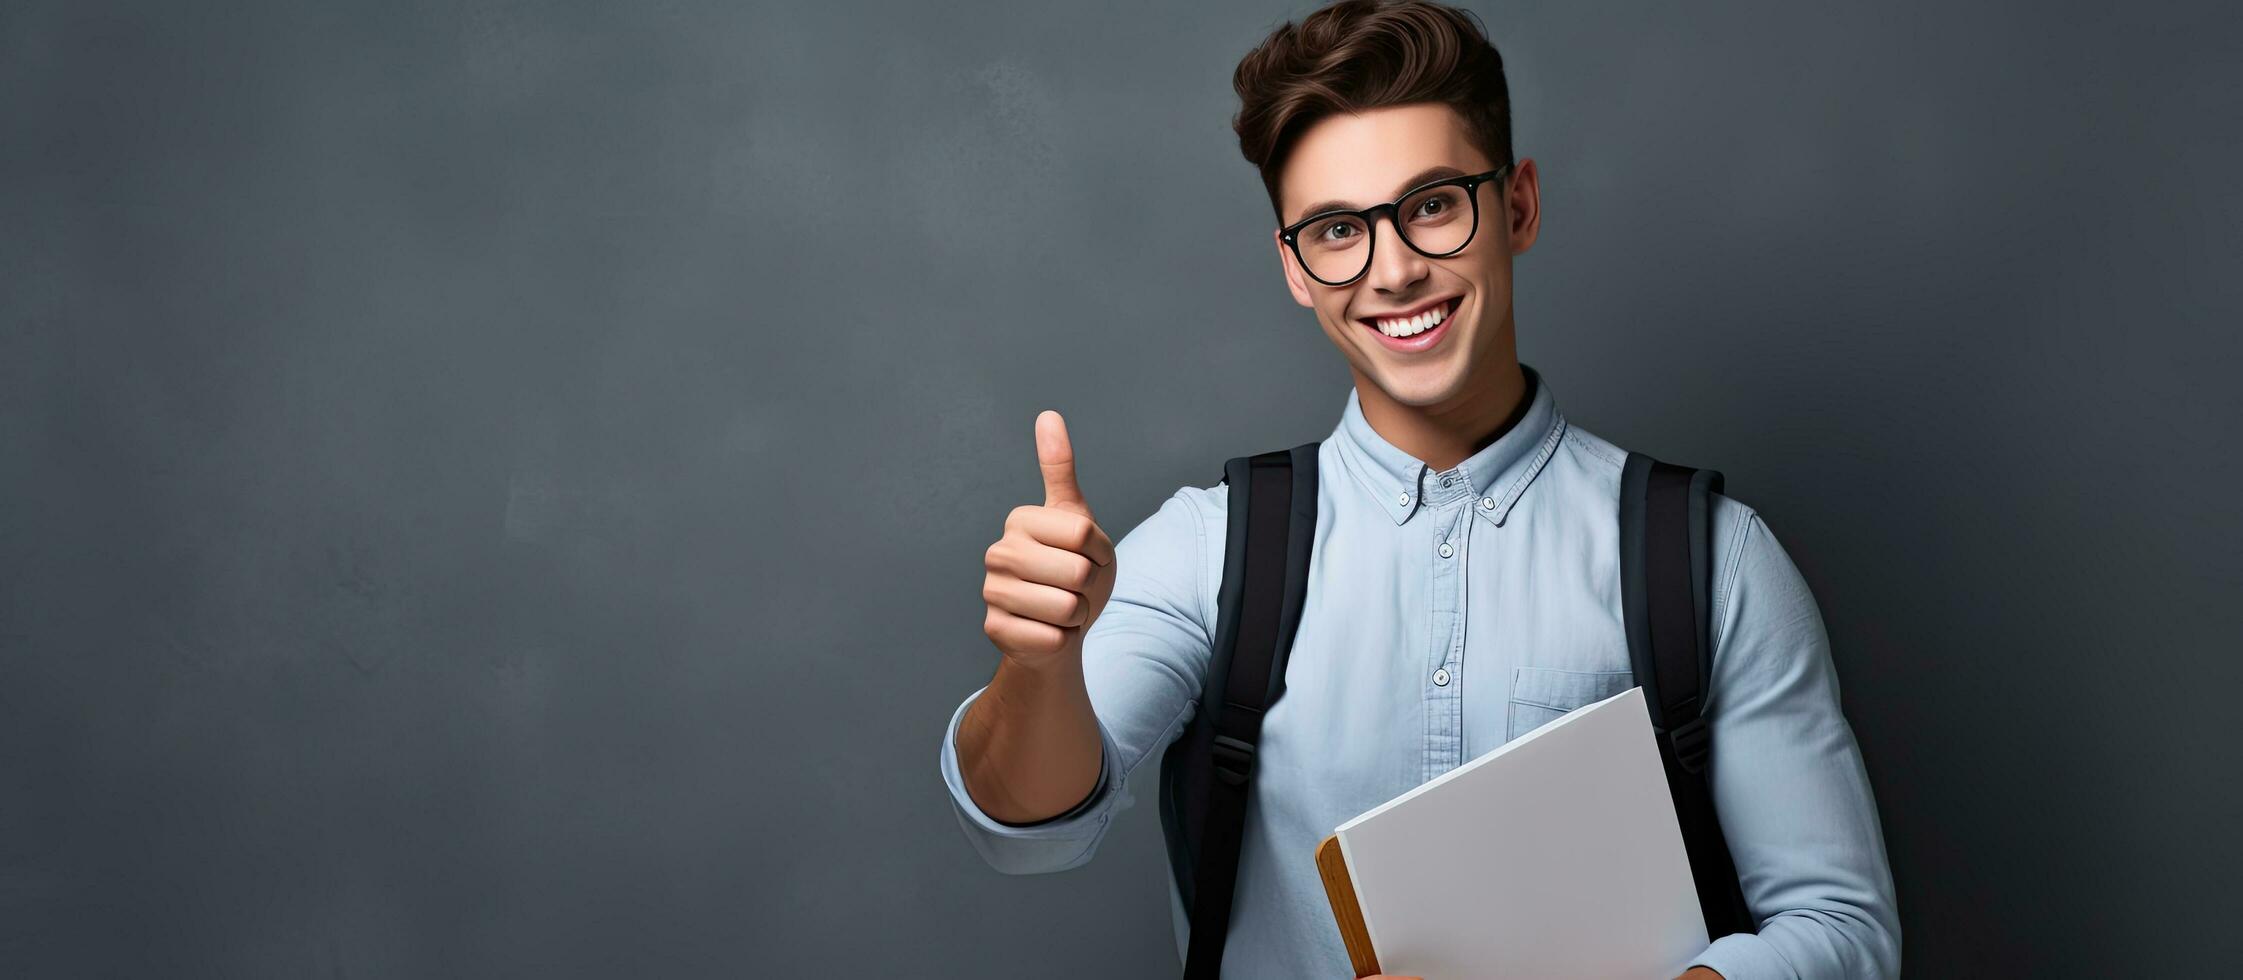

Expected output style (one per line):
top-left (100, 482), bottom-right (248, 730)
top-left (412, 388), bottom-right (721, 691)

top-left (1361, 212), bottom-right (1429, 293)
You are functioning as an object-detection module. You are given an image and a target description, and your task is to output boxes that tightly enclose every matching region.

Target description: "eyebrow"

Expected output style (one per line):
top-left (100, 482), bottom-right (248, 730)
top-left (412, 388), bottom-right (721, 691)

top-left (1292, 165), bottom-right (1470, 225)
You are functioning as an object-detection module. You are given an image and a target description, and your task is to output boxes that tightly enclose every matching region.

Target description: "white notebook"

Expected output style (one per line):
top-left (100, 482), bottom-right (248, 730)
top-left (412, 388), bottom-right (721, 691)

top-left (1330, 686), bottom-right (1708, 979)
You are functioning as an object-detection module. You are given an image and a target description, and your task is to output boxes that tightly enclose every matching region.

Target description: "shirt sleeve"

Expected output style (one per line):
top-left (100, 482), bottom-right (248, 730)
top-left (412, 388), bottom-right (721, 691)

top-left (1683, 504), bottom-right (1903, 980)
top-left (937, 486), bottom-right (1217, 875)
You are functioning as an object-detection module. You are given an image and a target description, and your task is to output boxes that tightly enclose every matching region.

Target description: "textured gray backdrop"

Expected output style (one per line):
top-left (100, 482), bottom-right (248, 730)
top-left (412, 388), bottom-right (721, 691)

top-left (3, 0), bottom-right (2237, 976)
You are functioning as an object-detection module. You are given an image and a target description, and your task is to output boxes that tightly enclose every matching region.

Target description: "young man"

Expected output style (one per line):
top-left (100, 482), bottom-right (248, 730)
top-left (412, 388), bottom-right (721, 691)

top-left (939, 1), bottom-right (1900, 977)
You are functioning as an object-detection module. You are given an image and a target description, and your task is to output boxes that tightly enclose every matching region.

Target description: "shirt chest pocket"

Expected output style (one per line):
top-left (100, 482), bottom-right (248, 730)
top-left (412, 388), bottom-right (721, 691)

top-left (1507, 666), bottom-right (1638, 742)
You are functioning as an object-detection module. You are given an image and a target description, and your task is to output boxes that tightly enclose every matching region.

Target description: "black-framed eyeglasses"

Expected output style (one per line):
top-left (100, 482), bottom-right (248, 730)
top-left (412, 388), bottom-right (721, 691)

top-left (1279, 164), bottom-right (1512, 287)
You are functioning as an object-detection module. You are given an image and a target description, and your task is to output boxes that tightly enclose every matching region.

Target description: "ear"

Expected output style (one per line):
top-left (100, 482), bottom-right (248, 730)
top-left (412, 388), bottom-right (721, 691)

top-left (1275, 227), bottom-right (1316, 308)
top-left (1505, 157), bottom-right (1542, 254)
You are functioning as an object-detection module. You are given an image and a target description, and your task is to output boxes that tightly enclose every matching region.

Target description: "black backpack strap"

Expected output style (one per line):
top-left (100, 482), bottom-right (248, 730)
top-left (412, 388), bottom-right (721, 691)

top-left (1619, 451), bottom-right (1757, 940)
top-left (1175, 442), bottom-right (1319, 979)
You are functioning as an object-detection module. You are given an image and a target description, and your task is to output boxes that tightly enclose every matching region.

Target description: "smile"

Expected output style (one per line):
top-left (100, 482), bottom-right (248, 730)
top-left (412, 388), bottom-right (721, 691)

top-left (1357, 296), bottom-right (1462, 351)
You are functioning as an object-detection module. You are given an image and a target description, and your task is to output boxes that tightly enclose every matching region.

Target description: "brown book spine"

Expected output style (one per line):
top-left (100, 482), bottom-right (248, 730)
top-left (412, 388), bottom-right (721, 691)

top-left (1315, 834), bottom-right (1381, 977)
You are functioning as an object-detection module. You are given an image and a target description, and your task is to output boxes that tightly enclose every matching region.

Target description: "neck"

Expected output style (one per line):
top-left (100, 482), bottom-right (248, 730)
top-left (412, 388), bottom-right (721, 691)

top-left (1352, 355), bottom-right (1531, 473)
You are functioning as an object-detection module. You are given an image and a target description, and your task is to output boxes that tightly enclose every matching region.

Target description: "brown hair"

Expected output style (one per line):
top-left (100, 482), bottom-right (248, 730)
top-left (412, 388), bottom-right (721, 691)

top-left (1231, 0), bottom-right (1514, 224)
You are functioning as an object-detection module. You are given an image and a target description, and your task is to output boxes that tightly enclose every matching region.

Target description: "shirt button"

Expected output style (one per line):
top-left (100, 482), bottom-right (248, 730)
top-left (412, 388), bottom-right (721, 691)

top-left (1441, 474), bottom-right (1454, 487)
top-left (1397, 491), bottom-right (1410, 506)
top-left (1433, 667), bottom-right (1451, 687)
top-left (1438, 542), bottom-right (1454, 559)
top-left (1480, 496), bottom-right (1495, 510)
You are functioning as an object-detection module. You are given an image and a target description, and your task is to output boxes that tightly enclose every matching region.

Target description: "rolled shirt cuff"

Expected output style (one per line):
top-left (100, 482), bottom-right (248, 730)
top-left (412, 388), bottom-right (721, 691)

top-left (938, 685), bottom-right (1132, 874)
top-left (1686, 930), bottom-right (1795, 980)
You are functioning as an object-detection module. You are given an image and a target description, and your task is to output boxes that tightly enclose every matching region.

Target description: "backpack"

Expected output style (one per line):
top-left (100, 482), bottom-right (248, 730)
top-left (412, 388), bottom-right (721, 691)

top-left (1155, 443), bottom-right (1756, 978)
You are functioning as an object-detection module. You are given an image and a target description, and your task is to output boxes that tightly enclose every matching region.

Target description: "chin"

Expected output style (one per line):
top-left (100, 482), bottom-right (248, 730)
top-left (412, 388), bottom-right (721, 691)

top-left (1377, 373), bottom-right (1471, 407)
top-left (1366, 344), bottom-right (1475, 406)
top-left (1359, 355), bottom-right (1473, 406)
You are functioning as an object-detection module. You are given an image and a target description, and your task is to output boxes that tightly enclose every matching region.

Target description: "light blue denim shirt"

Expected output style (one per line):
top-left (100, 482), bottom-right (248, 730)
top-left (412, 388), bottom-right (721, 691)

top-left (938, 365), bottom-right (1900, 979)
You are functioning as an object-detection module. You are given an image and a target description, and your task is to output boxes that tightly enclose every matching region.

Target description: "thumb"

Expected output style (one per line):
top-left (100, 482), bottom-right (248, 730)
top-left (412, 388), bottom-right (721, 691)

top-left (1036, 410), bottom-right (1092, 517)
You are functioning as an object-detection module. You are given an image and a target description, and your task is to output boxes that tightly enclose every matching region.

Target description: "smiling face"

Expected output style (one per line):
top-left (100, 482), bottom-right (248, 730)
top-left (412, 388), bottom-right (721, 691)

top-left (1273, 102), bottom-right (1540, 414)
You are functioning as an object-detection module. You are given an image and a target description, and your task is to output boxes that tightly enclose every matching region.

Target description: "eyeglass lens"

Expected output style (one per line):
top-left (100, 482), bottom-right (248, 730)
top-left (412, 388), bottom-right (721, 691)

top-left (1296, 183), bottom-right (1478, 284)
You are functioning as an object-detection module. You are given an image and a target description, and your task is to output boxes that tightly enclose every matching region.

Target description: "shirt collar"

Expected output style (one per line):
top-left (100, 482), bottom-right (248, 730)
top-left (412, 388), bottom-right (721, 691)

top-left (1329, 362), bottom-right (1567, 527)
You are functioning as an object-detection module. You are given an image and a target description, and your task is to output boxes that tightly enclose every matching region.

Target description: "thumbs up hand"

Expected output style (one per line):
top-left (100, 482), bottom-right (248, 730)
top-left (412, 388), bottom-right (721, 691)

top-left (983, 411), bottom-right (1119, 669)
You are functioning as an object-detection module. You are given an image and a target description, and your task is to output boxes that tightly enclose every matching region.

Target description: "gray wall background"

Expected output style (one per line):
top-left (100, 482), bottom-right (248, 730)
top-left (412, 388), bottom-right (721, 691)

top-left (3, 0), bottom-right (2237, 976)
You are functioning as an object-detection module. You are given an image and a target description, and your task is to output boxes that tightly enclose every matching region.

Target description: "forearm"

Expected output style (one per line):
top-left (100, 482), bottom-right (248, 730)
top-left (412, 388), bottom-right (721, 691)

top-left (955, 652), bottom-right (1105, 824)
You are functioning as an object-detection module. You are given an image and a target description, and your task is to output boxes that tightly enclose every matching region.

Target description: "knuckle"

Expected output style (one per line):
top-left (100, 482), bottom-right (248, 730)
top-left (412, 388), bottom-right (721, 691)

top-left (1029, 623), bottom-right (1066, 655)
top-left (995, 617), bottom-right (1042, 654)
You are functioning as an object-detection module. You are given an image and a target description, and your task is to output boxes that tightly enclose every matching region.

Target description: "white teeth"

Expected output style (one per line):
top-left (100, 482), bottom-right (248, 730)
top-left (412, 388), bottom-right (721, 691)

top-left (1375, 301), bottom-right (1450, 337)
